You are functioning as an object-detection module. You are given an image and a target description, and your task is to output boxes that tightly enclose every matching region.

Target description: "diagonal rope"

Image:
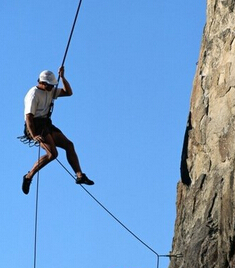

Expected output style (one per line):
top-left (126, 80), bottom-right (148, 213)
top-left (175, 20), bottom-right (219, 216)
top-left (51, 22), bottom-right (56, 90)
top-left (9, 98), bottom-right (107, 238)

top-left (18, 0), bottom-right (84, 142)
top-left (60, 0), bottom-right (83, 69)
top-left (49, 0), bottom-right (83, 118)
top-left (32, 148), bottom-right (182, 268)
top-left (54, 157), bottom-right (159, 257)
top-left (53, 157), bottom-right (183, 265)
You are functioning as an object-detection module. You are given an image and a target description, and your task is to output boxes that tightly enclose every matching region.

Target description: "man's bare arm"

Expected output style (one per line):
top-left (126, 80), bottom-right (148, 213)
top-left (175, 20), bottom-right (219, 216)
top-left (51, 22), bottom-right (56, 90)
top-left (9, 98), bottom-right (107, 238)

top-left (58, 66), bottom-right (73, 97)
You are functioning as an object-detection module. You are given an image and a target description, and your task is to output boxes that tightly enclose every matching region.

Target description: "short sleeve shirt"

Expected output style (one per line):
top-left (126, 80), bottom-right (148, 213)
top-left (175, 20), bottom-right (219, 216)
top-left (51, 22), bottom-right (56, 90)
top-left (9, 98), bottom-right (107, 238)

top-left (24, 86), bottom-right (61, 119)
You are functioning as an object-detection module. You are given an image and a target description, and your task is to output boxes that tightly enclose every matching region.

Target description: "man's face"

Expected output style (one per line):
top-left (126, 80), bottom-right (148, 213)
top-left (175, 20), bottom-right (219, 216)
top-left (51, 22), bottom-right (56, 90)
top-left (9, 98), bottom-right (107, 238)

top-left (41, 82), bottom-right (54, 91)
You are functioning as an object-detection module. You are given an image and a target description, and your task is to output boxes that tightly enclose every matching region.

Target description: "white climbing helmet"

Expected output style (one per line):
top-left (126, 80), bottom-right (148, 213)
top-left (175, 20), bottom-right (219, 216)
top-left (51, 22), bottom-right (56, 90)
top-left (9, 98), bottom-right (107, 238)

top-left (39, 70), bottom-right (58, 85)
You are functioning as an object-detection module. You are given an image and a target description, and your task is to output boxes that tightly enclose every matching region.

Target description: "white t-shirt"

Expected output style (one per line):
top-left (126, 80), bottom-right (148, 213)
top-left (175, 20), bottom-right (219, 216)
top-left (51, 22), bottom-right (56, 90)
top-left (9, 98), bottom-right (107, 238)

top-left (24, 86), bottom-right (61, 119)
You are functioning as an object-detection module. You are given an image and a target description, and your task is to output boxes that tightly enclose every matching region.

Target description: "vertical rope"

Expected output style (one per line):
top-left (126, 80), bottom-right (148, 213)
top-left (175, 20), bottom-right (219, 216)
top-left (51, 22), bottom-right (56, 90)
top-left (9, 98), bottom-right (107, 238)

top-left (156, 256), bottom-right (159, 268)
top-left (32, 1), bottom-right (84, 264)
top-left (33, 145), bottom-right (41, 268)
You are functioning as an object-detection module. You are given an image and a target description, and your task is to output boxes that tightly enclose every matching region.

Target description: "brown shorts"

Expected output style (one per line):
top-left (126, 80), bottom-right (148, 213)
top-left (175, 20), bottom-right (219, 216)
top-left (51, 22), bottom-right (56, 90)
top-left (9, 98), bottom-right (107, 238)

top-left (24, 117), bottom-right (62, 140)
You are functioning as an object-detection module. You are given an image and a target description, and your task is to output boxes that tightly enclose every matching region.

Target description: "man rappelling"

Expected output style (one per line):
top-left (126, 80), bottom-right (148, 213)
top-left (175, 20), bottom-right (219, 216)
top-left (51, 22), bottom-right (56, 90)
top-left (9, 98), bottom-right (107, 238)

top-left (22, 66), bottom-right (94, 195)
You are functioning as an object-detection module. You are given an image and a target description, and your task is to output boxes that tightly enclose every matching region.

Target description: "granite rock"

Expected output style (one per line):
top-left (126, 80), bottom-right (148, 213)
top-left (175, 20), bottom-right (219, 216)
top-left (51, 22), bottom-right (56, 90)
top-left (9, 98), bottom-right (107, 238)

top-left (170, 1), bottom-right (235, 267)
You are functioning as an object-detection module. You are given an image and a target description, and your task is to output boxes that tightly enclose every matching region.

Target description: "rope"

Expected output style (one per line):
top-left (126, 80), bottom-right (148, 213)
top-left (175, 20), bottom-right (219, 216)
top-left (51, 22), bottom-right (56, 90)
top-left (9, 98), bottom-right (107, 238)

top-left (33, 145), bottom-right (41, 268)
top-left (30, 139), bottom-right (183, 261)
top-left (156, 254), bottom-right (183, 268)
top-left (31, 147), bottom-right (182, 267)
top-left (20, 0), bottom-right (183, 264)
top-left (18, 0), bottom-right (84, 143)
top-left (60, 0), bottom-right (83, 69)
top-left (54, 157), bottom-right (160, 256)
top-left (53, 157), bottom-right (183, 265)
top-left (22, 2), bottom-right (83, 264)
top-left (48, 0), bottom-right (83, 118)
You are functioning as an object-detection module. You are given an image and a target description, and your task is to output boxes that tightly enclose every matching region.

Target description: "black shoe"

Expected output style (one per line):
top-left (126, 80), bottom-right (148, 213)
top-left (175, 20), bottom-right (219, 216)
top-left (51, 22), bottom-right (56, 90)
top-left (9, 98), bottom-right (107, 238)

top-left (76, 173), bottom-right (94, 185)
top-left (22, 175), bottom-right (32, 195)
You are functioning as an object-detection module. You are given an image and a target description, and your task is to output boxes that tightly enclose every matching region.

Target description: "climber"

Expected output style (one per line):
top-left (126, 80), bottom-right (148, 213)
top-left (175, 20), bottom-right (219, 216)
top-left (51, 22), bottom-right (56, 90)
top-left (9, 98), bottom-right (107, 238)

top-left (22, 66), bottom-right (94, 195)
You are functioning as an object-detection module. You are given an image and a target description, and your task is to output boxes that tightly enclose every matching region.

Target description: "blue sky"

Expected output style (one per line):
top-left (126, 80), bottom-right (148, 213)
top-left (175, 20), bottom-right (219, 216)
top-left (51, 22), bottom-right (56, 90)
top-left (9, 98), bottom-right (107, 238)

top-left (1, 1), bottom-right (206, 268)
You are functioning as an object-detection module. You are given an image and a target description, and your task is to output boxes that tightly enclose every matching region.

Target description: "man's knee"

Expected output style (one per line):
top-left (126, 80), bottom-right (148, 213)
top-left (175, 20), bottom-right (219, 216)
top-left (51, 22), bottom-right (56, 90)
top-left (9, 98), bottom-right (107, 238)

top-left (65, 140), bottom-right (75, 151)
top-left (47, 149), bottom-right (58, 161)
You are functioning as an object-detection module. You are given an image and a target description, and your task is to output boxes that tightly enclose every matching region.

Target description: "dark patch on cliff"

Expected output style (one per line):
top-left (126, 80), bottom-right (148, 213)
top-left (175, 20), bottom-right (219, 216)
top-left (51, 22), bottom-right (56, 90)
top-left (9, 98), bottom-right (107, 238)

top-left (180, 112), bottom-right (192, 186)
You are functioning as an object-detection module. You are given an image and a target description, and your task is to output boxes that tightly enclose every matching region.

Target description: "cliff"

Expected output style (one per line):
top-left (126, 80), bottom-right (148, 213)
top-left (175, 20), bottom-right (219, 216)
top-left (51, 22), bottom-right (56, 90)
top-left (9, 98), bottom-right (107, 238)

top-left (169, 1), bottom-right (235, 267)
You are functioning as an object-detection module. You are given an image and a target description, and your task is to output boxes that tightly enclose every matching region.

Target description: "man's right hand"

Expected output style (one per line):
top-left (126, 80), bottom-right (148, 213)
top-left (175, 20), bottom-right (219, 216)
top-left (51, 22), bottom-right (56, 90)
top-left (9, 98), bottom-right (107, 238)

top-left (33, 135), bottom-right (44, 143)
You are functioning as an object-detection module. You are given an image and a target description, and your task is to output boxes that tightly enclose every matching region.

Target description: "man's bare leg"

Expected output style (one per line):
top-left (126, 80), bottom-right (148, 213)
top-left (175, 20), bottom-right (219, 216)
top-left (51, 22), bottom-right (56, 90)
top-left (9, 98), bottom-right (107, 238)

top-left (52, 132), bottom-right (82, 176)
top-left (52, 131), bottom-right (94, 185)
top-left (22, 134), bottom-right (59, 194)
top-left (25, 134), bottom-right (58, 180)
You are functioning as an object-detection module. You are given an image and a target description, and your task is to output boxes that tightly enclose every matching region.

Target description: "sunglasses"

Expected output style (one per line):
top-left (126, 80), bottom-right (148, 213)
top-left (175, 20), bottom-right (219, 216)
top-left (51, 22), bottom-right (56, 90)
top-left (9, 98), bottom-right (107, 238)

top-left (41, 82), bottom-right (54, 88)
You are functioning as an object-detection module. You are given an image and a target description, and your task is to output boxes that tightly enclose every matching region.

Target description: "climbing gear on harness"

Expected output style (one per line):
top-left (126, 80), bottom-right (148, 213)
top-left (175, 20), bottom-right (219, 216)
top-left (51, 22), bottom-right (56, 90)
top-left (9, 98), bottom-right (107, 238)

top-left (18, 135), bottom-right (39, 147)
top-left (76, 173), bottom-right (94, 185)
top-left (18, 118), bottom-right (61, 146)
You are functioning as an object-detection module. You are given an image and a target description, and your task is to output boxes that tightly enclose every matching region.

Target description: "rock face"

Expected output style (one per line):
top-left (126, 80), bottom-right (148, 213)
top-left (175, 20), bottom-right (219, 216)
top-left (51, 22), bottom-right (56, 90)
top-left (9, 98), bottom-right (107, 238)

top-left (169, 1), bottom-right (235, 268)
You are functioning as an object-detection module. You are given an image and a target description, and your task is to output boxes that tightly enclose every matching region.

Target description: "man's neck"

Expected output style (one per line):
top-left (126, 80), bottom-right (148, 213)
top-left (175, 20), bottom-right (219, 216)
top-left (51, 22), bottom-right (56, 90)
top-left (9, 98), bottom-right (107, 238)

top-left (36, 84), bottom-right (45, 91)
